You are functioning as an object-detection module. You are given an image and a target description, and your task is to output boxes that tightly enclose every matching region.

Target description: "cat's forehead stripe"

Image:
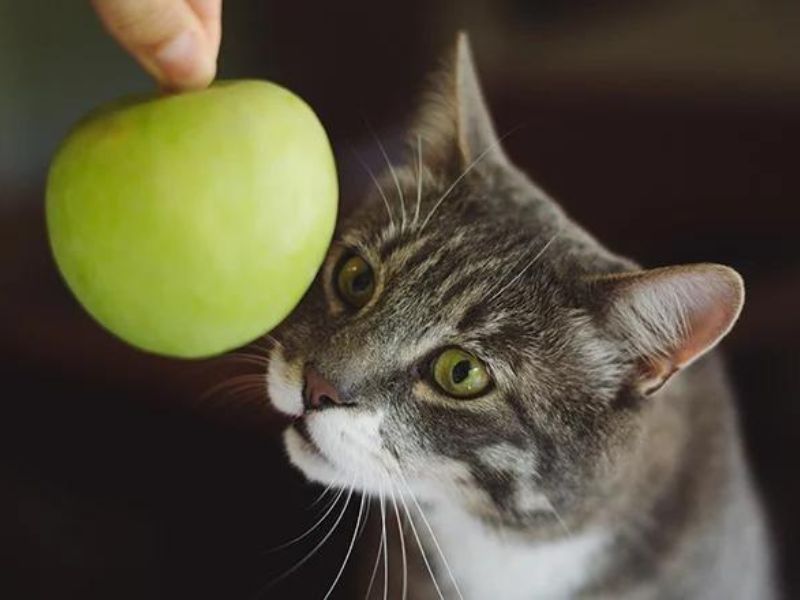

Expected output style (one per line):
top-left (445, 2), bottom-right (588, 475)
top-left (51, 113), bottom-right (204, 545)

top-left (352, 219), bottom-right (564, 344)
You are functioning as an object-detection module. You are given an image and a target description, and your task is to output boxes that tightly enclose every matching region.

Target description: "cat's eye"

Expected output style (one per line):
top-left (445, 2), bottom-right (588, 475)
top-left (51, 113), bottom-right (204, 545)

top-left (431, 348), bottom-right (492, 398)
top-left (335, 254), bottom-right (375, 308)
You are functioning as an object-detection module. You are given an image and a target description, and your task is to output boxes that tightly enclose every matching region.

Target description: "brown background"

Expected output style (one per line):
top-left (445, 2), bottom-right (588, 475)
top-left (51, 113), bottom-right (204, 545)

top-left (1, 1), bottom-right (798, 598)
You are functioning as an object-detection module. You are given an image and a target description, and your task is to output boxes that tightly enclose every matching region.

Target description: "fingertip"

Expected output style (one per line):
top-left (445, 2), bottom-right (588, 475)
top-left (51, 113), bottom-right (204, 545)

top-left (154, 29), bottom-right (216, 91)
top-left (188, 0), bottom-right (223, 21)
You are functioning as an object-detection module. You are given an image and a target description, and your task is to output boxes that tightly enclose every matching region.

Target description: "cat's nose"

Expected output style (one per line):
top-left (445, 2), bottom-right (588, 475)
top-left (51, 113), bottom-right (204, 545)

top-left (303, 365), bottom-right (347, 411)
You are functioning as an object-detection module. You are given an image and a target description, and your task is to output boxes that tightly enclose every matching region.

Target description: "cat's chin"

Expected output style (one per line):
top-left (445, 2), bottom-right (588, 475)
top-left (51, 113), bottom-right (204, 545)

top-left (284, 425), bottom-right (343, 487)
top-left (282, 424), bottom-right (375, 492)
top-left (283, 410), bottom-right (394, 496)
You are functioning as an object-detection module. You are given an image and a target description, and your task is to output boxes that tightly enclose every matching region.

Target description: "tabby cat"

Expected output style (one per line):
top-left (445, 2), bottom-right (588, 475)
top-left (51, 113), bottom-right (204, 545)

top-left (266, 34), bottom-right (775, 599)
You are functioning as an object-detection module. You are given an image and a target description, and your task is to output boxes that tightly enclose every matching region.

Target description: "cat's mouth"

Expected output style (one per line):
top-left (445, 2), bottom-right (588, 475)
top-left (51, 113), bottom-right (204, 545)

top-left (292, 418), bottom-right (321, 453)
top-left (284, 414), bottom-right (356, 490)
top-left (289, 415), bottom-right (338, 471)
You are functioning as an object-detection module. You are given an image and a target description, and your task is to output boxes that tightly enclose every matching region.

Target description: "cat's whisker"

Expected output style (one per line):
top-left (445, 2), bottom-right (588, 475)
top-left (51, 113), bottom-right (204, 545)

top-left (268, 486), bottom-right (346, 553)
top-left (218, 351), bottom-right (269, 368)
top-left (364, 487), bottom-right (385, 599)
top-left (396, 469), bottom-right (464, 600)
top-left (259, 333), bottom-right (279, 345)
top-left (227, 356), bottom-right (268, 369)
top-left (244, 335), bottom-right (279, 355)
top-left (308, 481), bottom-right (336, 511)
top-left (477, 243), bottom-right (528, 302)
top-left (200, 374), bottom-right (266, 402)
top-left (322, 488), bottom-right (367, 600)
top-left (357, 494), bottom-right (372, 540)
top-left (234, 352), bottom-right (268, 362)
top-left (351, 147), bottom-right (396, 229)
top-left (310, 489), bottom-right (347, 531)
top-left (486, 229), bottom-right (561, 305)
top-left (394, 480), bottom-right (445, 600)
top-left (224, 385), bottom-right (267, 403)
top-left (418, 130), bottom-right (516, 234)
top-left (230, 350), bottom-right (270, 361)
top-left (542, 494), bottom-right (572, 539)
top-left (390, 485), bottom-right (409, 600)
top-left (225, 382), bottom-right (267, 398)
top-left (311, 491), bottom-right (343, 528)
top-left (373, 132), bottom-right (407, 232)
top-left (414, 135), bottom-right (424, 228)
top-left (380, 486), bottom-right (390, 600)
top-left (210, 384), bottom-right (262, 400)
top-left (259, 481), bottom-right (355, 594)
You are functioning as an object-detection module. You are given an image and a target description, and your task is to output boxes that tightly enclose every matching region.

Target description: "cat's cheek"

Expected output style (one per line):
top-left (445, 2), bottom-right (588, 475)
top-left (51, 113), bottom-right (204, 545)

top-left (267, 345), bottom-right (304, 417)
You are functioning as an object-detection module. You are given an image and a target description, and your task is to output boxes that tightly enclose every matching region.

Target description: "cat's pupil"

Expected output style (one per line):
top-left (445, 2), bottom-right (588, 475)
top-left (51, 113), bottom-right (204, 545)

top-left (452, 360), bottom-right (472, 384)
top-left (351, 271), bottom-right (371, 293)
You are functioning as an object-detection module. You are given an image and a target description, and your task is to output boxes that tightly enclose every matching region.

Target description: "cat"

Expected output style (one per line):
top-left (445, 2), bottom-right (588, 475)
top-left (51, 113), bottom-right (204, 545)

top-left (265, 33), bottom-right (775, 599)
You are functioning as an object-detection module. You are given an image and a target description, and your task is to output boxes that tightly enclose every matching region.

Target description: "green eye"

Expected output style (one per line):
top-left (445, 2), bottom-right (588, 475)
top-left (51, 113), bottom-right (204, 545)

top-left (336, 254), bottom-right (375, 308)
top-left (432, 348), bottom-right (491, 398)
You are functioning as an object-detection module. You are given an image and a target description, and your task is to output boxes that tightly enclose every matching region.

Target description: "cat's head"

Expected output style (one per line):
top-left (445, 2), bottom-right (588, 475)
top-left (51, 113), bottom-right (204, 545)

top-left (266, 34), bottom-right (744, 531)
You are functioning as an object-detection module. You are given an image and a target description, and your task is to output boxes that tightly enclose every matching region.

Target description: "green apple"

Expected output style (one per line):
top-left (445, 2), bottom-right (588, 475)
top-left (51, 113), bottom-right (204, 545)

top-left (46, 80), bottom-right (337, 358)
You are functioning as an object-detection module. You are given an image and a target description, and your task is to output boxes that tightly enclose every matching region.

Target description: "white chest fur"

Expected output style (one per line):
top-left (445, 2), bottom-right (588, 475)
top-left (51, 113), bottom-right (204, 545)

top-left (428, 506), bottom-right (610, 600)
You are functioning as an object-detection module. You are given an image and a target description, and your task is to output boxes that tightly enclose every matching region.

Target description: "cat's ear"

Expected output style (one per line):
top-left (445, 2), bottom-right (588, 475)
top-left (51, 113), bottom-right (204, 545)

top-left (592, 264), bottom-right (744, 395)
top-left (412, 32), bottom-right (510, 174)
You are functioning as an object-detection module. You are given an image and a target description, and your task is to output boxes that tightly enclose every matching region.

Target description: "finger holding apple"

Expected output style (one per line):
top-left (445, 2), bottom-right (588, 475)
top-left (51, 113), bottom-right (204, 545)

top-left (91, 0), bottom-right (223, 91)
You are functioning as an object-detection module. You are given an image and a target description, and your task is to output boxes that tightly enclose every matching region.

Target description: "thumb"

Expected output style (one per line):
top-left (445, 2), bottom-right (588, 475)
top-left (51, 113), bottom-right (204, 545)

top-left (92, 0), bottom-right (219, 91)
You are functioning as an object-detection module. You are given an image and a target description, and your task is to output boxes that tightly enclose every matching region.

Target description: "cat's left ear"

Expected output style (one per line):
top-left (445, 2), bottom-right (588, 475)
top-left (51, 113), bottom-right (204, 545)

top-left (413, 32), bottom-right (511, 175)
top-left (592, 264), bottom-right (745, 395)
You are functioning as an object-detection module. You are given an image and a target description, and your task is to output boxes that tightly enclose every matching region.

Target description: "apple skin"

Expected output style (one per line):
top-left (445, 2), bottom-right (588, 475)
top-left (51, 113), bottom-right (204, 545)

top-left (46, 80), bottom-right (337, 358)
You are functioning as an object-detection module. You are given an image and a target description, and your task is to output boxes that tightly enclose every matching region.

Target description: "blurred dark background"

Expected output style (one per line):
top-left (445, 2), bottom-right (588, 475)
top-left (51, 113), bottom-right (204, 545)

top-left (1, 1), bottom-right (798, 598)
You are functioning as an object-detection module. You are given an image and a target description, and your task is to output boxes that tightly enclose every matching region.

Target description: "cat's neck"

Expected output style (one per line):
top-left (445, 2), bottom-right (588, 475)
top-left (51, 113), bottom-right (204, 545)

top-left (426, 502), bottom-right (611, 600)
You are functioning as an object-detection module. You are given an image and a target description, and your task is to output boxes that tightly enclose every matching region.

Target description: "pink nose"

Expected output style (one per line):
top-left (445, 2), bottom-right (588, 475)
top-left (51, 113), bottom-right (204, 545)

top-left (303, 365), bottom-right (344, 411)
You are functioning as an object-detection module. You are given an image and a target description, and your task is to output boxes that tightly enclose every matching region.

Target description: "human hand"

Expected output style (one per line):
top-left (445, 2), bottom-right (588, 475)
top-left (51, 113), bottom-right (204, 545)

top-left (91, 0), bottom-right (222, 91)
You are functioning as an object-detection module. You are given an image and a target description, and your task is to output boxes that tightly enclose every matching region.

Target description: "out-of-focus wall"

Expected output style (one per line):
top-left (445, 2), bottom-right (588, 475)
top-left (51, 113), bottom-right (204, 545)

top-left (0, 2), bottom-right (150, 201)
top-left (0, 1), bottom-right (264, 204)
top-left (436, 0), bottom-right (800, 100)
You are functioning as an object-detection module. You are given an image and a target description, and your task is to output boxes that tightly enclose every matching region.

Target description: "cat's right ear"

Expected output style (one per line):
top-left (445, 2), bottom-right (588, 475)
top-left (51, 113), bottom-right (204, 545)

top-left (591, 264), bottom-right (745, 395)
top-left (411, 32), bottom-right (511, 176)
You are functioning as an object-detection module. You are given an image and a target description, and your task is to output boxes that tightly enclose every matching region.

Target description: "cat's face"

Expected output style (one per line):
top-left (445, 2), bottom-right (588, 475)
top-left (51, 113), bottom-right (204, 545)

top-left (269, 171), bottom-right (626, 527)
top-left (266, 36), bottom-right (743, 531)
